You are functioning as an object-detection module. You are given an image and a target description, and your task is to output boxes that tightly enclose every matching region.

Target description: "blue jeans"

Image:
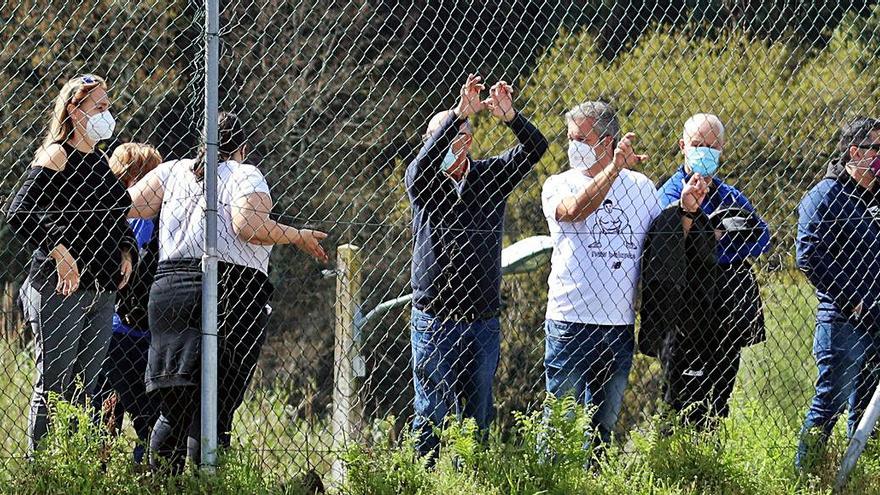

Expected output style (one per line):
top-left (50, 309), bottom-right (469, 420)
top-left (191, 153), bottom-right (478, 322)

top-left (544, 320), bottom-right (634, 446)
top-left (410, 308), bottom-right (501, 458)
top-left (795, 318), bottom-right (880, 469)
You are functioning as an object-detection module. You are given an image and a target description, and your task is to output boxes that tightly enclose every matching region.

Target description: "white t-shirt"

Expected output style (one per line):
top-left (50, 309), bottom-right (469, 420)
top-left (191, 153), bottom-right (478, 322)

top-left (541, 168), bottom-right (661, 325)
top-left (150, 159), bottom-right (273, 274)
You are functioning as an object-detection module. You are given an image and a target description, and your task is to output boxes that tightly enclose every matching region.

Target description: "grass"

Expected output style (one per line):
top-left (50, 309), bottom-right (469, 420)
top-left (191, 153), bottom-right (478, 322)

top-left (0, 271), bottom-right (876, 494)
top-left (341, 397), bottom-right (880, 495)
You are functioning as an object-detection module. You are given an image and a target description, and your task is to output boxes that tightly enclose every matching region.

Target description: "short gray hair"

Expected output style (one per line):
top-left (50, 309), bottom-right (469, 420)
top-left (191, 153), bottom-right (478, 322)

top-left (423, 110), bottom-right (472, 143)
top-left (565, 101), bottom-right (620, 141)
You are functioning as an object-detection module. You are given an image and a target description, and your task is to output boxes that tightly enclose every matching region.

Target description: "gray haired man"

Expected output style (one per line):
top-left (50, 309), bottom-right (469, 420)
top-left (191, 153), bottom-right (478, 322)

top-left (406, 74), bottom-right (548, 460)
top-left (540, 101), bottom-right (660, 449)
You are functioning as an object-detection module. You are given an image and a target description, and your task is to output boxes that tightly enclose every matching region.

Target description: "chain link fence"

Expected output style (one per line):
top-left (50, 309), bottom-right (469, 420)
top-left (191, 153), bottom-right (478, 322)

top-left (2, 0), bottom-right (880, 486)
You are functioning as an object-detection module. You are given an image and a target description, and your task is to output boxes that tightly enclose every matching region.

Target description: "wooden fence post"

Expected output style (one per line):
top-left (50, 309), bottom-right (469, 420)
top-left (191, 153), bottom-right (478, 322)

top-left (330, 244), bottom-right (363, 485)
top-left (1, 281), bottom-right (21, 342)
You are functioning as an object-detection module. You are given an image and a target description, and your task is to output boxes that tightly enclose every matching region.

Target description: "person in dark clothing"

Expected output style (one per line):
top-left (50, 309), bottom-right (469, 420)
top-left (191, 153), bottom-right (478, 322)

top-left (5, 74), bottom-right (137, 453)
top-left (91, 143), bottom-right (163, 464)
top-left (406, 74), bottom-right (548, 459)
top-left (640, 201), bottom-right (764, 428)
top-left (794, 117), bottom-right (880, 470)
top-left (647, 114), bottom-right (769, 429)
top-left (641, 175), bottom-right (719, 428)
top-left (127, 111), bottom-right (329, 473)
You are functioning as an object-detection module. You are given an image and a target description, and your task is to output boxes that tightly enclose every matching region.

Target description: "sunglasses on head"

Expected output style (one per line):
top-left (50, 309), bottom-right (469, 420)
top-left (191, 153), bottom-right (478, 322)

top-left (71, 73), bottom-right (101, 85)
top-left (67, 75), bottom-right (102, 105)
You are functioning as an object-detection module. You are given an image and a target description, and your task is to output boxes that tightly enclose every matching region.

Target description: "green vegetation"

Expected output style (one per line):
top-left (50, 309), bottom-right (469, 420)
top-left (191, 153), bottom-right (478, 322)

top-left (342, 397), bottom-right (880, 495)
top-left (0, 273), bottom-right (875, 494)
top-left (4, 3), bottom-right (880, 493)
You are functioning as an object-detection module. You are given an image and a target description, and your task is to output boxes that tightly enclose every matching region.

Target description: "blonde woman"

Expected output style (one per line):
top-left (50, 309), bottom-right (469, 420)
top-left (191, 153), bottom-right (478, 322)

top-left (92, 143), bottom-right (162, 464)
top-left (6, 74), bottom-right (137, 452)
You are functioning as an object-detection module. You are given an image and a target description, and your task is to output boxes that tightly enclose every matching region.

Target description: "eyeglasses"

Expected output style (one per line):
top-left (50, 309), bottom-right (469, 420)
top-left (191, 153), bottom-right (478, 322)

top-left (421, 131), bottom-right (471, 144)
top-left (569, 134), bottom-right (611, 144)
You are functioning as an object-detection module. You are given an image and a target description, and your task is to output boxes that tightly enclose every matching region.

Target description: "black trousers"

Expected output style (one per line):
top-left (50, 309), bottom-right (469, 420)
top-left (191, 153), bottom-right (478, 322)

top-left (92, 331), bottom-right (159, 459)
top-left (661, 332), bottom-right (742, 430)
top-left (147, 261), bottom-right (270, 472)
top-left (149, 373), bottom-right (255, 473)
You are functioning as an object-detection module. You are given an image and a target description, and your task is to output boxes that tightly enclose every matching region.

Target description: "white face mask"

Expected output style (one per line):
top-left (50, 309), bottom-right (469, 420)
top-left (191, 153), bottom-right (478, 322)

top-left (84, 110), bottom-right (116, 142)
top-left (568, 140), bottom-right (597, 170)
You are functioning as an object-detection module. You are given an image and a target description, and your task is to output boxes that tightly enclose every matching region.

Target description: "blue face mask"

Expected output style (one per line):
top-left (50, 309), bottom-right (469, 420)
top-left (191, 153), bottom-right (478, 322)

top-left (441, 147), bottom-right (458, 172)
top-left (685, 146), bottom-right (721, 176)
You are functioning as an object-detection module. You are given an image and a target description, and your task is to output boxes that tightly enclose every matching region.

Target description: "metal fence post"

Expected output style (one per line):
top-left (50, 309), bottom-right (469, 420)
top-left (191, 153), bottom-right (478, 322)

top-left (331, 244), bottom-right (363, 486)
top-left (835, 381), bottom-right (880, 491)
top-left (200, 0), bottom-right (220, 473)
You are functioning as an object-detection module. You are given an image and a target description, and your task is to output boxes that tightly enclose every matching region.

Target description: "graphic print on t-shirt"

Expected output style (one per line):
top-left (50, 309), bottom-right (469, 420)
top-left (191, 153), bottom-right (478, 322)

top-left (541, 168), bottom-right (660, 325)
top-left (588, 199), bottom-right (637, 250)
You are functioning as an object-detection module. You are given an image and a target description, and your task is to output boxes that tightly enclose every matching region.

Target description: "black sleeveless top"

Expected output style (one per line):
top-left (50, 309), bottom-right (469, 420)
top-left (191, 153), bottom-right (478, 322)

top-left (6, 142), bottom-right (137, 292)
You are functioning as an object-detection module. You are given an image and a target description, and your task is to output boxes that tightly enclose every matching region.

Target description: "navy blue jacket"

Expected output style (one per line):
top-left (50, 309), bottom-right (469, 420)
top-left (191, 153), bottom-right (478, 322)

top-left (405, 112), bottom-right (548, 318)
top-left (796, 160), bottom-right (880, 324)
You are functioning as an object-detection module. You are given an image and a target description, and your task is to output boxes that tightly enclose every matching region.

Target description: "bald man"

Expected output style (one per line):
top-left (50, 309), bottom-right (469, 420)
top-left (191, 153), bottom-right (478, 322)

top-left (405, 74), bottom-right (547, 460)
top-left (653, 113), bottom-right (771, 428)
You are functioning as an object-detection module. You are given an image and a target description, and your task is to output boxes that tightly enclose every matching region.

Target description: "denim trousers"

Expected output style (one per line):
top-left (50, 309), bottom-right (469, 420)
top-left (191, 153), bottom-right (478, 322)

top-left (410, 308), bottom-right (501, 458)
top-left (543, 320), bottom-right (634, 446)
top-left (795, 317), bottom-right (880, 469)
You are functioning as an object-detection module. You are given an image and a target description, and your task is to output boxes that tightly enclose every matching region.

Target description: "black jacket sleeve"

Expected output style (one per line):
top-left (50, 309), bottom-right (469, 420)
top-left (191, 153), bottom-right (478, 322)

top-left (116, 218), bottom-right (159, 329)
top-left (5, 167), bottom-right (69, 253)
top-left (638, 204), bottom-right (716, 357)
top-left (638, 217), bottom-right (663, 357)
top-left (486, 112), bottom-right (549, 198)
top-left (118, 213), bottom-right (139, 258)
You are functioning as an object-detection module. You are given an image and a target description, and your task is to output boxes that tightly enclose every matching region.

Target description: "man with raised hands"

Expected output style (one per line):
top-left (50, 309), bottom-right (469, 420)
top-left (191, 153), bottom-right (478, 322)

top-left (405, 73), bottom-right (548, 460)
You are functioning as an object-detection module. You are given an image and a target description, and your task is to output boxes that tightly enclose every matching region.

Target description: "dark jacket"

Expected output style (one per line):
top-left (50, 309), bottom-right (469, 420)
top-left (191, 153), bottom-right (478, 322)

top-left (796, 159), bottom-right (880, 325)
top-left (639, 203), bottom-right (718, 357)
top-left (657, 166), bottom-right (771, 265)
top-left (405, 112), bottom-right (548, 319)
top-left (639, 202), bottom-right (766, 357)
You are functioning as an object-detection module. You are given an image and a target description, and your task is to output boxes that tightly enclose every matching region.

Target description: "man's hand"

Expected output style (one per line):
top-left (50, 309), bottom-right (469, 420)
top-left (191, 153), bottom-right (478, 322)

top-left (681, 173), bottom-right (708, 213)
top-left (612, 132), bottom-right (648, 171)
top-left (455, 74), bottom-right (486, 119)
top-left (853, 301), bottom-right (865, 319)
top-left (482, 81), bottom-right (516, 122)
top-left (295, 229), bottom-right (330, 263)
